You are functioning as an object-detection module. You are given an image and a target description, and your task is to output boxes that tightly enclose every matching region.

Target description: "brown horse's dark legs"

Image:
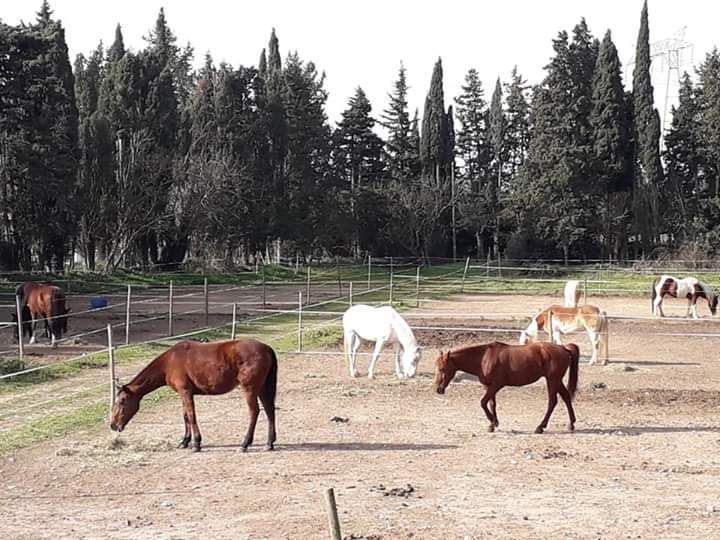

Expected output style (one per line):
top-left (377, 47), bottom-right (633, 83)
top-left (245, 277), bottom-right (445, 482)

top-left (480, 387), bottom-right (499, 432)
top-left (535, 381), bottom-right (559, 434)
top-left (180, 391), bottom-right (202, 452)
top-left (258, 393), bottom-right (276, 451)
top-left (489, 395), bottom-right (499, 428)
top-left (241, 391), bottom-right (260, 452)
top-left (557, 383), bottom-right (576, 431)
top-left (178, 412), bottom-right (191, 448)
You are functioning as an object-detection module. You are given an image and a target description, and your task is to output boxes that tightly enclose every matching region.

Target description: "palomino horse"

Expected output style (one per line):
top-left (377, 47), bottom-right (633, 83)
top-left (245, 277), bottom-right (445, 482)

top-left (652, 275), bottom-right (718, 319)
top-left (110, 339), bottom-right (278, 452)
top-left (563, 280), bottom-right (582, 308)
top-left (434, 341), bottom-right (579, 434)
top-left (519, 304), bottom-right (609, 365)
top-left (343, 304), bottom-right (421, 379)
top-left (16, 282), bottom-right (70, 347)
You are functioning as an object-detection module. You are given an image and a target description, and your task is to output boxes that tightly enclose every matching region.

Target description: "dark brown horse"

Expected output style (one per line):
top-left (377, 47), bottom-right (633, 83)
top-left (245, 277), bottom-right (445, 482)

top-left (110, 339), bottom-right (278, 453)
top-left (434, 341), bottom-right (579, 434)
top-left (16, 282), bottom-right (70, 347)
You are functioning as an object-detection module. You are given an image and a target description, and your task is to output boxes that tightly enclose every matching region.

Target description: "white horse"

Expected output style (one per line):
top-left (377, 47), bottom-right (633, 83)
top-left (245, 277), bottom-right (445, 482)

top-left (563, 280), bottom-right (582, 308)
top-left (519, 304), bottom-right (609, 365)
top-left (342, 305), bottom-right (420, 379)
top-left (652, 275), bottom-right (718, 319)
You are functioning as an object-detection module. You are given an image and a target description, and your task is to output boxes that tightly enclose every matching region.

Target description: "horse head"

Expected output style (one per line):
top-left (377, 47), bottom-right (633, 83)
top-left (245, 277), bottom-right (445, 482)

top-left (519, 312), bottom-right (541, 344)
top-left (401, 345), bottom-right (422, 378)
top-left (110, 384), bottom-right (140, 433)
top-left (710, 294), bottom-right (718, 316)
top-left (433, 350), bottom-right (456, 395)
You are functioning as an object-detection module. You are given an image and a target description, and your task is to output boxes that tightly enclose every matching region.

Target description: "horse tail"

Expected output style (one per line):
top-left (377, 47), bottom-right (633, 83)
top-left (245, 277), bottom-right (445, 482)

top-left (262, 346), bottom-right (278, 410)
top-left (651, 276), bottom-right (659, 314)
top-left (599, 310), bottom-right (609, 363)
top-left (565, 343), bottom-right (580, 399)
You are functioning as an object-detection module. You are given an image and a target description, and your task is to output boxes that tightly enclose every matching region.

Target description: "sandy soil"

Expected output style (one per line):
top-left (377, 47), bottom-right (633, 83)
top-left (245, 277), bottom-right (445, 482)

top-left (2, 293), bottom-right (720, 539)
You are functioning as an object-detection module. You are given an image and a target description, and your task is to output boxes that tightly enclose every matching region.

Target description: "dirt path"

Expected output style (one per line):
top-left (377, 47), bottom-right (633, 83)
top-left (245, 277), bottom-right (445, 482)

top-left (2, 293), bottom-right (720, 538)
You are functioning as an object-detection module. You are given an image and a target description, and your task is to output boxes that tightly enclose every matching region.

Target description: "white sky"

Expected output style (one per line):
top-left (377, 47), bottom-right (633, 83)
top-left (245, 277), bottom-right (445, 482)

top-left (3, 1), bottom-right (719, 127)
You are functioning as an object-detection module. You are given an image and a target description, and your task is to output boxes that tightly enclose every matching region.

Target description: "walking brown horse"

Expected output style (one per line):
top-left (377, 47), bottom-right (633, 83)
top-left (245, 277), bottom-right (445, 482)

top-left (16, 282), bottom-right (70, 347)
top-left (434, 341), bottom-right (579, 434)
top-left (110, 339), bottom-right (278, 453)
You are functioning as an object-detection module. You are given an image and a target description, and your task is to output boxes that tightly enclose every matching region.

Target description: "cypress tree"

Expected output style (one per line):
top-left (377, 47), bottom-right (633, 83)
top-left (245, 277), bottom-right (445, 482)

top-left (663, 73), bottom-right (700, 243)
top-left (488, 78), bottom-right (505, 190)
top-left (631, 0), bottom-right (663, 252)
top-left (454, 68), bottom-right (488, 188)
top-left (107, 24), bottom-right (125, 62)
top-left (420, 58), bottom-right (448, 182)
top-left (504, 67), bottom-right (530, 177)
top-left (589, 30), bottom-right (631, 257)
top-left (267, 28), bottom-right (281, 75)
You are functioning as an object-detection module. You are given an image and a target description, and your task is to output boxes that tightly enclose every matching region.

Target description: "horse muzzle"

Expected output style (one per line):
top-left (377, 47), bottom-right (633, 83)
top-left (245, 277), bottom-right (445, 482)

top-left (110, 423), bottom-right (124, 433)
top-left (435, 386), bottom-right (445, 395)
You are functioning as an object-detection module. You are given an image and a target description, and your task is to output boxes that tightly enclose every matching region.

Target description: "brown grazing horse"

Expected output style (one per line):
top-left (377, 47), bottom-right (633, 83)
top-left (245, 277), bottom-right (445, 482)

top-left (434, 341), bottom-right (579, 434)
top-left (10, 305), bottom-right (33, 342)
top-left (110, 339), bottom-right (278, 453)
top-left (16, 282), bottom-right (70, 347)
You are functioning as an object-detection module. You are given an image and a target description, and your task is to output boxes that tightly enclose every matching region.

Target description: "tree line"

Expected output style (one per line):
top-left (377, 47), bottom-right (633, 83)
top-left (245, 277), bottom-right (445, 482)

top-left (1, 1), bottom-right (719, 271)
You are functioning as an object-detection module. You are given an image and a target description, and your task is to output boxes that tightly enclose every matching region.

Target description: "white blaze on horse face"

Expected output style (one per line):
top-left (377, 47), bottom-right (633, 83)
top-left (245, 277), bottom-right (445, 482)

top-left (520, 318), bottom-right (538, 344)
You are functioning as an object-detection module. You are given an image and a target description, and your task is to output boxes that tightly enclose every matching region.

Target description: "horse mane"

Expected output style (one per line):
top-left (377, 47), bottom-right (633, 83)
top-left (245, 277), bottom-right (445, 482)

top-left (388, 308), bottom-right (417, 347)
top-left (126, 348), bottom-right (170, 391)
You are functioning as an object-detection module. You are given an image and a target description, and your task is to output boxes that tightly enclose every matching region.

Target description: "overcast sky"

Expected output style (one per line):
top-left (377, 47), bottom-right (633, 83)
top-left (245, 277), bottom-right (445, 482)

top-left (3, 1), bottom-right (719, 126)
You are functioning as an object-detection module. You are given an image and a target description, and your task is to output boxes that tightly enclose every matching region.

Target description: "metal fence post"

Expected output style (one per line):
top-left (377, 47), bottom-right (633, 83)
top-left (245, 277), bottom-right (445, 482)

top-left (231, 303), bottom-right (237, 340)
top-left (107, 324), bottom-right (116, 410)
top-left (125, 285), bottom-right (131, 345)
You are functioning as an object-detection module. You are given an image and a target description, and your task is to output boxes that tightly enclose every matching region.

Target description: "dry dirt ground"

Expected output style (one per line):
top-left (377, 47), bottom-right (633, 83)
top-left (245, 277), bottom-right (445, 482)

top-left (2, 293), bottom-right (720, 539)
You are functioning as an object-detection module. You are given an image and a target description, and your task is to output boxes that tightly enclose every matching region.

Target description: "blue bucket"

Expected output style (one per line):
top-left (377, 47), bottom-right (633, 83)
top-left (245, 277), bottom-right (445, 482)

top-left (90, 297), bottom-right (108, 309)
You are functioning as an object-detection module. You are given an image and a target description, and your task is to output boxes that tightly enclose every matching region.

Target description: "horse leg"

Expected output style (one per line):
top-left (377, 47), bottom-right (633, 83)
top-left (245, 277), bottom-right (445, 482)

top-left (588, 329), bottom-right (599, 365)
top-left (178, 412), bottom-right (191, 449)
top-left (367, 339), bottom-right (385, 379)
top-left (488, 391), bottom-right (500, 429)
top-left (258, 391), bottom-right (276, 452)
top-left (241, 389), bottom-right (260, 452)
top-left (480, 386), bottom-right (499, 432)
top-left (394, 346), bottom-right (403, 379)
top-left (535, 379), bottom-right (559, 434)
top-left (557, 383), bottom-right (576, 432)
top-left (28, 314), bottom-right (37, 345)
top-left (350, 334), bottom-right (362, 377)
top-left (180, 391), bottom-right (202, 452)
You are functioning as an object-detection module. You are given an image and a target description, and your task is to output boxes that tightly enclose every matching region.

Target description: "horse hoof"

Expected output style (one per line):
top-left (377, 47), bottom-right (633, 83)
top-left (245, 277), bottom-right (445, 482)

top-left (487, 425), bottom-right (495, 433)
top-left (265, 444), bottom-right (274, 452)
top-left (177, 440), bottom-right (190, 449)
top-left (192, 446), bottom-right (201, 453)
top-left (534, 427), bottom-right (544, 434)
top-left (568, 424), bottom-right (575, 432)
top-left (241, 446), bottom-right (249, 453)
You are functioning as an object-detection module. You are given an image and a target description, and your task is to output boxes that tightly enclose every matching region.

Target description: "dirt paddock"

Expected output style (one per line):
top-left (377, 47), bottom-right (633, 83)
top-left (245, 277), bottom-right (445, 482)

top-left (2, 293), bottom-right (720, 538)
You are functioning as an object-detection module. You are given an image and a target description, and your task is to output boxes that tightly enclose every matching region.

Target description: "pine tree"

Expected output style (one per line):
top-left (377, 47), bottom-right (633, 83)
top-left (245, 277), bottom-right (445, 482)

top-left (631, 0), bottom-right (663, 252)
top-left (421, 58), bottom-right (448, 182)
top-left (381, 63), bottom-right (413, 182)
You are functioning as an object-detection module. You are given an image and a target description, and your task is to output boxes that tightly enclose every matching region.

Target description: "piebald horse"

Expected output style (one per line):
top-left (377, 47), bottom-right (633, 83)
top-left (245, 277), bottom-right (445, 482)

top-left (651, 275), bottom-right (718, 319)
top-left (520, 304), bottom-right (609, 365)
top-left (343, 305), bottom-right (421, 379)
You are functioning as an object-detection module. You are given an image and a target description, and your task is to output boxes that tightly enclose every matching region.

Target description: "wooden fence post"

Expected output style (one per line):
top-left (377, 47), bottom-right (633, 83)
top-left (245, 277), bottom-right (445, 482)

top-left (231, 303), bottom-right (237, 340)
top-left (349, 281), bottom-right (353, 306)
top-left (548, 310), bottom-right (555, 344)
top-left (125, 285), bottom-right (131, 345)
top-left (486, 250), bottom-right (491, 277)
top-left (584, 277), bottom-right (588, 305)
top-left (461, 257), bottom-right (470, 293)
top-left (107, 324), bottom-right (116, 410)
top-left (324, 488), bottom-right (342, 540)
top-left (168, 281), bottom-right (174, 336)
top-left (297, 291), bottom-right (303, 352)
top-left (204, 277), bottom-right (209, 326)
top-left (416, 266), bottom-right (421, 308)
top-left (15, 295), bottom-right (24, 361)
top-left (498, 251), bottom-right (502, 278)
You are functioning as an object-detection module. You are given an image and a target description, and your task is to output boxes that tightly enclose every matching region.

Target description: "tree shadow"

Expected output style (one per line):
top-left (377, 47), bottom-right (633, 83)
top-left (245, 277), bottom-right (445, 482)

top-left (204, 441), bottom-right (457, 452)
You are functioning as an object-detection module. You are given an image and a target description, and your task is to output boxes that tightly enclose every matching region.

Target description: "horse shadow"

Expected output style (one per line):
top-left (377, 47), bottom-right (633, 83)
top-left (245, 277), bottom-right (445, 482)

top-left (203, 441), bottom-right (457, 452)
top-left (615, 359), bottom-right (701, 367)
